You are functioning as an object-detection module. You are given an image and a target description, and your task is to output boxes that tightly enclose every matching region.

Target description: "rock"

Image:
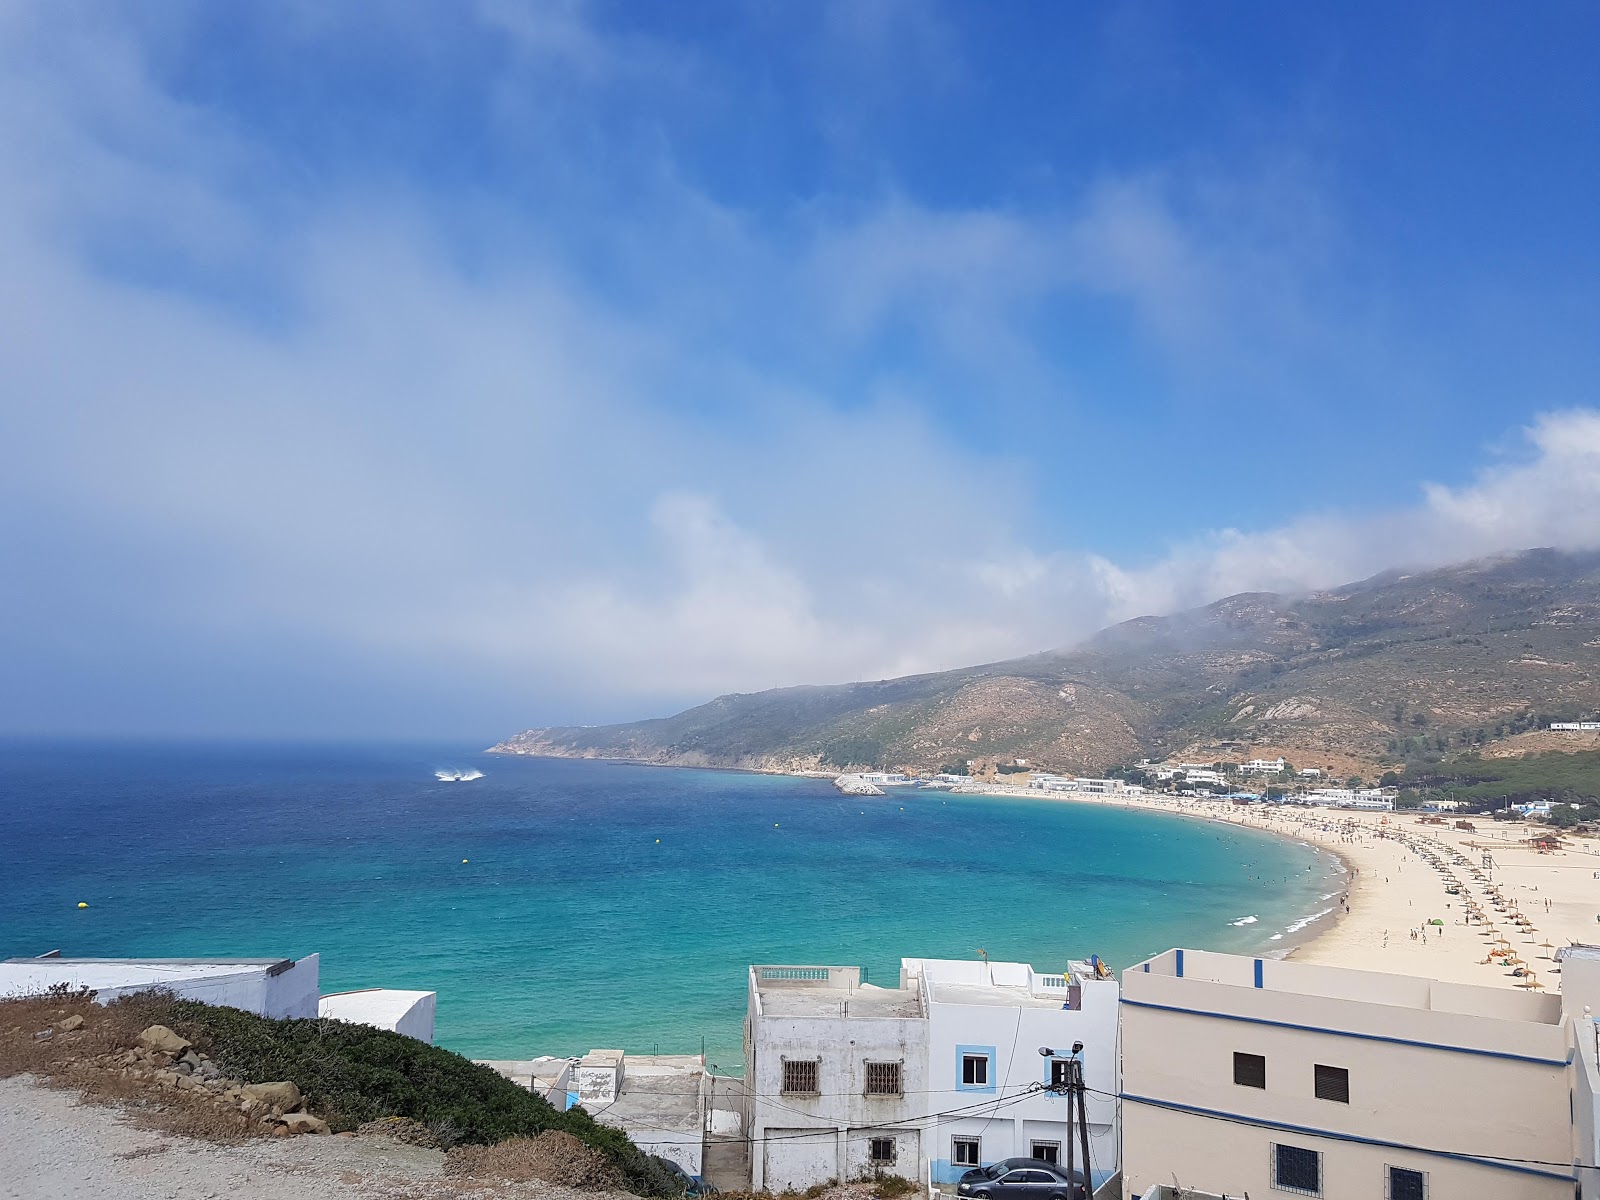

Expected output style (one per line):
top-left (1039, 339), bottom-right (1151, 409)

top-left (271, 1125), bottom-right (290, 1138)
top-left (242, 1082), bottom-right (302, 1112)
top-left (179, 1049), bottom-right (202, 1068)
top-left (138, 1026), bottom-right (191, 1055)
top-left (57, 1015), bottom-right (85, 1032)
top-left (280, 1113), bottom-right (330, 1136)
top-left (175, 1062), bottom-right (194, 1076)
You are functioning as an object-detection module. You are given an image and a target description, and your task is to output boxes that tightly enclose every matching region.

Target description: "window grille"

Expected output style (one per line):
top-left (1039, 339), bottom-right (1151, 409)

top-left (1272, 1143), bottom-right (1322, 1197)
top-left (952, 1137), bottom-right (981, 1166)
top-left (962, 1054), bottom-right (989, 1086)
top-left (1030, 1141), bottom-right (1060, 1164)
top-left (1049, 1059), bottom-right (1071, 1088)
top-left (782, 1059), bottom-right (819, 1095)
top-left (1386, 1166), bottom-right (1426, 1200)
top-left (1234, 1052), bottom-right (1266, 1089)
top-left (868, 1137), bottom-right (896, 1165)
top-left (1313, 1064), bottom-right (1349, 1103)
top-left (864, 1061), bottom-right (903, 1096)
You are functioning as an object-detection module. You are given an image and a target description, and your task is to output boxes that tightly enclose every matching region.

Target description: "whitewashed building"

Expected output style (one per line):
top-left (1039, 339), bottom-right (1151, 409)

top-left (744, 965), bottom-right (928, 1191)
top-left (906, 958), bottom-right (1120, 1192)
top-left (0, 953), bottom-right (320, 1017)
top-left (1239, 757), bottom-right (1289, 775)
top-left (319, 988), bottom-right (436, 1042)
top-left (743, 958), bottom-right (1120, 1192)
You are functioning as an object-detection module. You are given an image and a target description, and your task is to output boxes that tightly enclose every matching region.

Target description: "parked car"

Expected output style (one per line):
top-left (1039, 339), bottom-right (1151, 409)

top-left (956, 1159), bottom-right (1087, 1200)
top-left (650, 1156), bottom-right (719, 1198)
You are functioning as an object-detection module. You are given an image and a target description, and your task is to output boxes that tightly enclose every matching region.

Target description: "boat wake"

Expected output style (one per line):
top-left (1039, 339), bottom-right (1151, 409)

top-left (435, 769), bottom-right (485, 782)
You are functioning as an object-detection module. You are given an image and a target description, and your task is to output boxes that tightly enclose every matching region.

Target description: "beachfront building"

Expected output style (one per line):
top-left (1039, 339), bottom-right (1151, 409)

top-left (1120, 948), bottom-right (1576, 1199)
top-left (1306, 787), bottom-right (1394, 811)
top-left (0, 952), bottom-right (321, 1017)
top-left (1028, 776), bottom-right (1144, 797)
top-left (743, 959), bottom-right (1120, 1193)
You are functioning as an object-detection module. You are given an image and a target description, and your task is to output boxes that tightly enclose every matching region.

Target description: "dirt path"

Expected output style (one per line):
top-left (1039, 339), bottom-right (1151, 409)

top-left (0, 1076), bottom-right (623, 1200)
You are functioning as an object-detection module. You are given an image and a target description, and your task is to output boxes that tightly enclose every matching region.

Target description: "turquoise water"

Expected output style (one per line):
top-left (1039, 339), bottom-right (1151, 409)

top-left (0, 741), bottom-right (1340, 1066)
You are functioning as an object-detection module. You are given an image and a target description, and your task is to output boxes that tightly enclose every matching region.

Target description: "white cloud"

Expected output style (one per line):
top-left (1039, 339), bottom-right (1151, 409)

top-left (0, 5), bottom-right (1595, 736)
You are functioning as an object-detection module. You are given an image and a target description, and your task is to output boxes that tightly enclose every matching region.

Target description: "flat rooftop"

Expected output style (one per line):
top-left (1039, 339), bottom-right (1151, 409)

top-left (0, 957), bottom-right (298, 997)
top-left (319, 988), bottom-right (433, 1026)
top-left (1133, 948), bottom-right (1561, 1025)
top-left (751, 965), bottom-right (924, 1019)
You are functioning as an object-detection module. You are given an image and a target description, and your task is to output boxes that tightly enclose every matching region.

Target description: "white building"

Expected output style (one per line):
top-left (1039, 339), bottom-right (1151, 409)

top-left (906, 958), bottom-right (1120, 1192)
top-left (319, 988), bottom-right (437, 1043)
top-left (1297, 767), bottom-right (1323, 778)
top-left (0, 953), bottom-right (320, 1018)
top-left (1239, 757), bottom-right (1289, 775)
top-left (1552, 722), bottom-right (1600, 731)
top-left (1307, 787), bottom-right (1394, 811)
top-left (743, 959), bottom-right (1120, 1192)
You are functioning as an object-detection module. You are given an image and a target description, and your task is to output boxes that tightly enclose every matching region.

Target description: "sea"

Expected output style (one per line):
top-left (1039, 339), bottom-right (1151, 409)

top-left (0, 741), bottom-right (1343, 1066)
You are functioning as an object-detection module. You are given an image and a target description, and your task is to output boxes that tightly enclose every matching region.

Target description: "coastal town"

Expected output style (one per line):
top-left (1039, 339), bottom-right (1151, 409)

top-left (9, 762), bottom-right (1600, 1199)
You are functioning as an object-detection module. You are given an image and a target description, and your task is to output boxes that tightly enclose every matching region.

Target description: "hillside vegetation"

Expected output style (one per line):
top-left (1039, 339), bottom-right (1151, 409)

top-left (492, 549), bottom-right (1600, 778)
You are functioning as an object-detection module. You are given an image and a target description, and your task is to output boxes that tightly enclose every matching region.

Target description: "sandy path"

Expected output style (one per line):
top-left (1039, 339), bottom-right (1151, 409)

top-left (0, 1076), bottom-right (616, 1200)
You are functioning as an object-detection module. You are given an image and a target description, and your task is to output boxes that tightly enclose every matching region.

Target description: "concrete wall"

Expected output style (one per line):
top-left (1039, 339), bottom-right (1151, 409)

top-left (748, 1012), bottom-right (928, 1190)
top-left (1121, 955), bottom-right (1572, 1199)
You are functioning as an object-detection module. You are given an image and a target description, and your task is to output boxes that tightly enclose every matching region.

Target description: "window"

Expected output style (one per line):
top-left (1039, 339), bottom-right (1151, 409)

top-left (781, 1059), bottom-right (819, 1095)
top-left (1049, 1058), bottom-right (1071, 1088)
top-left (1386, 1166), bottom-right (1426, 1200)
top-left (962, 1054), bottom-right (989, 1086)
top-left (1313, 1064), bottom-right (1349, 1103)
top-left (869, 1137), bottom-right (896, 1165)
top-left (1272, 1143), bottom-right (1322, 1197)
top-left (1233, 1052), bottom-right (1266, 1089)
top-left (952, 1137), bottom-right (981, 1167)
top-left (865, 1060), bottom-right (903, 1096)
top-left (1030, 1141), bottom-right (1060, 1164)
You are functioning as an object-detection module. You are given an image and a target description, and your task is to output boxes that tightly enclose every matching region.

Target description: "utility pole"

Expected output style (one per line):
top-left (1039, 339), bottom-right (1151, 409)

top-left (1040, 1043), bottom-right (1090, 1199)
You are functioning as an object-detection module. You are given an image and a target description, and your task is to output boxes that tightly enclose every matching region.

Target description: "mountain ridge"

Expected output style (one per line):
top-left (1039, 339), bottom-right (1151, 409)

top-left (489, 548), bottom-right (1600, 777)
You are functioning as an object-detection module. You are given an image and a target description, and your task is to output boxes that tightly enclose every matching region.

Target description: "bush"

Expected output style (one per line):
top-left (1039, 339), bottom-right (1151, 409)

top-left (161, 1001), bottom-right (677, 1196)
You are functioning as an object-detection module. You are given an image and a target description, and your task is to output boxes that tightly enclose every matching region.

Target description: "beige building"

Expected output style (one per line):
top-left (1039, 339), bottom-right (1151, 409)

top-left (1121, 948), bottom-right (1575, 1199)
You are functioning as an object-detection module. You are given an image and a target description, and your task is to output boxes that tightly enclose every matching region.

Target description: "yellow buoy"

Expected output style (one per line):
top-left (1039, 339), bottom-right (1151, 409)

top-left (461, 859), bottom-right (469, 864)
top-left (774, 823), bottom-right (779, 827)
top-left (77, 902), bottom-right (88, 909)
top-left (655, 839), bottom-right (661, 844)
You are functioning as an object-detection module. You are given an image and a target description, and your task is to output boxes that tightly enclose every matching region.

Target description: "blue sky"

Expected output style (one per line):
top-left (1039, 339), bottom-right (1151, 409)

top-left (2, 1), bottom-right (1598, 738)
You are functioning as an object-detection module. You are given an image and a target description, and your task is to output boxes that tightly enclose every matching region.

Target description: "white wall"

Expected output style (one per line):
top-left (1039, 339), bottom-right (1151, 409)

top-left (0, 955), bottom-right (319, 1019)
top-left (915, 966), bottom-right (1119, 1189)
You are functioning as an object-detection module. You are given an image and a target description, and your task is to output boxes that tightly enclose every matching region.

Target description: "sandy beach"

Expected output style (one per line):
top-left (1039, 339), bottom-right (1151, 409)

top-left (950, 783), bottom-right (1600, 992)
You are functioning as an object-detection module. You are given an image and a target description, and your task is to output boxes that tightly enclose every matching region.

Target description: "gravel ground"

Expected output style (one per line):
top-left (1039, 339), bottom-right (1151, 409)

top-left (0, 1076), bottom-right (631, 1200)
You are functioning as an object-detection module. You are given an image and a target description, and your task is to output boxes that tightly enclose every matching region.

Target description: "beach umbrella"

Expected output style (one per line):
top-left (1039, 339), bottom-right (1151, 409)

top-left (1541, 940), bottom-right (1556, 959)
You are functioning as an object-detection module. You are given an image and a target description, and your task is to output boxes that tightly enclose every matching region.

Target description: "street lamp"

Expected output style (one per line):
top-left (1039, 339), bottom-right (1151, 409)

top-left (1038, 1044), bottom-right (1087, 1198)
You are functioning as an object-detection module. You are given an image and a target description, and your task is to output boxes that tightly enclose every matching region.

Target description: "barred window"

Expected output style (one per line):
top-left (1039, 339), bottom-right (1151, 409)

top-left (1234, 1052), bottom-right (1266, 1089)
top-left (782, 1059), bottom-right (819, 1095)
top-left (952, 1136), bottom-right (980, 1166)
top-left (864, 1061), bottom-right (903, 1096)
top-left (1313, 1064), bottom-right (1349, 1104)
top-left (1272, 1143), bottom-right (1322, 1197)
top-left (869, 1137), bottom-right (896, 1164)
top-left (1386, 1166), bottom-right (1426, 1200)
top-left (1030, 1141), bottom-right (1060, 1165)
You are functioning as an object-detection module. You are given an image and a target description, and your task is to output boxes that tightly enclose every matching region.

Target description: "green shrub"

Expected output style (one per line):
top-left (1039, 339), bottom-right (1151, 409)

top-left (161, 1001), bottom-right (676, 1196)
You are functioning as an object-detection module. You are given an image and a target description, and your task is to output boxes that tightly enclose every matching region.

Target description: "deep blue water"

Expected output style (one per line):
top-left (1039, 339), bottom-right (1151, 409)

top-left (0, 741), bottom-right (1340, 1064)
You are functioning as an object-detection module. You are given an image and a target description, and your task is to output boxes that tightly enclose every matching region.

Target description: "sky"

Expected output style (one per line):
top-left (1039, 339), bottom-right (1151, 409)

top-left (2, 1), bottom-right (1599, 739)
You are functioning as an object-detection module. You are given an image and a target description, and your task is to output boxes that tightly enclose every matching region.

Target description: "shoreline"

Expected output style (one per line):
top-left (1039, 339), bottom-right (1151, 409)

top-left (484, 752), bottom-right (1593, 992)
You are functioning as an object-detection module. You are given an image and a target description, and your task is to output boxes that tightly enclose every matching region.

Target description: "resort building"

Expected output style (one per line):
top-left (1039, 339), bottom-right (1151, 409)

top-left (743, 958), bottom-right (1120, 1192)
top-left (0, 952), bottom-right (321, 1018)
top-left (1120, 948), bottom-right (1576, 1199)
top-left (1239, 757), bottom-right (1289, 775)
top-left (1306, 787), bottom-right (1394, 811)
